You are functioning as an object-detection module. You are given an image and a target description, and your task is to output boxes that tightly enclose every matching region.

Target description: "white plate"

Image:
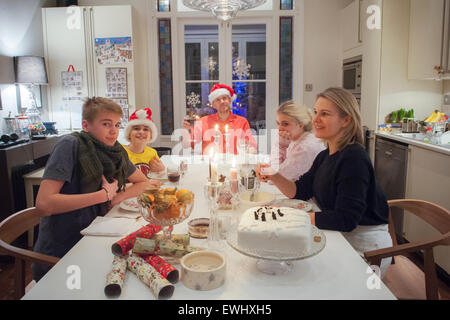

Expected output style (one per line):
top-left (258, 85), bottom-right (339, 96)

top-left (119, 198), bottom-right (140, 212)
top-left (269, 198), bottom-right (313, 212)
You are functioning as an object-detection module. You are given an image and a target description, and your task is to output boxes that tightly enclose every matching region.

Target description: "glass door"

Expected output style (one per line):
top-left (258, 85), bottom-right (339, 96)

top-left (231, 24), bottom-right (266, 133)
top-left (179, 19), bottom-right (271, 137)
top-left (182, 23), bottom-right (220, 118)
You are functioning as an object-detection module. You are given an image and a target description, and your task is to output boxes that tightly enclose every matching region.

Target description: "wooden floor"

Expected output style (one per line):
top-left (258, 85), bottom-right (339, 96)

top-left (0, 255), bottom-right (449, 300)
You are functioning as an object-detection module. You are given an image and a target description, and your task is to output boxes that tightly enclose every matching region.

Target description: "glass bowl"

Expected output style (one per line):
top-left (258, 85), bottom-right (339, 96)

top-left (137, 189), bottom-right (195, 240)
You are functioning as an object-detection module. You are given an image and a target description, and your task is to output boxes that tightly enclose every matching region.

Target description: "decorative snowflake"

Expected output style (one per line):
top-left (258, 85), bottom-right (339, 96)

top-left (186, 92), bottom-right (201, 108)
top-left (202, 57), bottom-right (217, 73)
top-left (232, 58), bottom-right (251, 79)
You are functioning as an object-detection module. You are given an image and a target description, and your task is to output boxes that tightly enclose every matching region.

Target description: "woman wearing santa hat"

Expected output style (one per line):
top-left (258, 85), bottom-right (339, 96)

top-left (123, 107), bottom-right (165, 177)
top-left (182, 83), bottom-right (257, 155)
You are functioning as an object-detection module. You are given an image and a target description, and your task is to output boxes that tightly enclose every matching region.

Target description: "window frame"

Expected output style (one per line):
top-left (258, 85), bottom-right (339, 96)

top-left (147, 0), bottom-right (304, 142)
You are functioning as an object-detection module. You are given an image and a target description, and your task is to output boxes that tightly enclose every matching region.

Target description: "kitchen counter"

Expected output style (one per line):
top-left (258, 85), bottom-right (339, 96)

top-left (375, 131), bottom-right (450, 156)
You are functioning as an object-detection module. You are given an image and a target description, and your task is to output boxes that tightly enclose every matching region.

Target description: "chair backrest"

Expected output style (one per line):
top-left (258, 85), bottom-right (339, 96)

top-left (388, 199), bottom-right (450, 236)
top-left (153, 146), bottom-right (172, 158)
top-left (0, 207), bottom-right (59, 265)
top-left (0, 207), bottom-right (41, 245)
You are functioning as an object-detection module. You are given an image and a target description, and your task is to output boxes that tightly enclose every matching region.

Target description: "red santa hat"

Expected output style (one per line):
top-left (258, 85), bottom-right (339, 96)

top-left (208, 83), bottom-right (236, 103)
top-left (125, 107), bottom-right (158, 143)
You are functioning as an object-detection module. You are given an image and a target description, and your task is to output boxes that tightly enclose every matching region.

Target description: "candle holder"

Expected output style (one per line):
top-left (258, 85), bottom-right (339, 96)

top-left (203, 180), bottom-right (224, 250)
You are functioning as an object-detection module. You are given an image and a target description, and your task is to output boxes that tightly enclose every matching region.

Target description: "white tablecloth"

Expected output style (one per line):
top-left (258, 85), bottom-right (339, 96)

top-left (23, 155), bottom-right (396, 300)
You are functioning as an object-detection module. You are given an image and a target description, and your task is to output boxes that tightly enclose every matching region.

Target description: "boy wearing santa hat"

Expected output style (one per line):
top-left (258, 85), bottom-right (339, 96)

top-left (182, 83), bottom-right (257, 155)
top-left (123, 107), bottom-right (165, 177)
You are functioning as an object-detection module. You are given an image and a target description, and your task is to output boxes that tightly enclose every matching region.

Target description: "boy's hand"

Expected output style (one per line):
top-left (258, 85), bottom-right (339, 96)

top-left (146, 179), bottom-right (162, 189)
top-left (149, 159), bottom-right (165, 173)
top-left (102, 175), bottom-right (118, 201)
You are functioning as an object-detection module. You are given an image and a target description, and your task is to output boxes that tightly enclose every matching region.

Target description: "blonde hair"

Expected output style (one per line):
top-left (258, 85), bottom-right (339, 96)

top-left (316, 87), bottom-right (364, 150)
top-left (82, 97), bottom-right (123, 122)
top-left (277, 100), bottom-right (314, 132)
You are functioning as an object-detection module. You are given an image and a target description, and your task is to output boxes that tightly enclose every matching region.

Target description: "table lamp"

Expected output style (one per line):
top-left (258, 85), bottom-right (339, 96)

top-left (13, 56), bottom-right (48, 123)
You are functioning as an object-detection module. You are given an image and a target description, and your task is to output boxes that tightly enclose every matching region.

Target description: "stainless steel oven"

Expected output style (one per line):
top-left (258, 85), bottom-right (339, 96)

top-left (343, 55), bottom-right (362, 98)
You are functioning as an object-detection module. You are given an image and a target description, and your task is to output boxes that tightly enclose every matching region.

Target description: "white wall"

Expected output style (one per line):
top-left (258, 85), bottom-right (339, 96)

top-left (0, 0), bottom-right (56, 133)
top-left (378, 0), bottom-right (442, 123)
top-left (302, 0), bottom-right (349, 109)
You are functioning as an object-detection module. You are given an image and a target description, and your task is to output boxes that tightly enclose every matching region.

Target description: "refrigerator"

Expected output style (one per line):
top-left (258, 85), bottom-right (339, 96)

top-left (42, 5), bottom-right (136, 130)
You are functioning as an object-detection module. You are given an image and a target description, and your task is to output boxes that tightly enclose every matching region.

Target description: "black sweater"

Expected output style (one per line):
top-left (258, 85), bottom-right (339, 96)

top-left (294, 143), bottom-right (389, 232)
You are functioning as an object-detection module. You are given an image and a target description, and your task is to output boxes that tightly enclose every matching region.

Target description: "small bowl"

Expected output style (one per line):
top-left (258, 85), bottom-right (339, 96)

top-left (188, 218), bottom-right (209, 239)
top-left (180, 251), bottom-right (226, 291)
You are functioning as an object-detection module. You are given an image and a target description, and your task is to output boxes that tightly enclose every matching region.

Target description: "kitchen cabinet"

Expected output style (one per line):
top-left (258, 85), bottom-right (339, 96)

top-left (42, 5), bottom-right (136, 130)
top-left (404, 145), bottom-right (450, 273)
top-left (408, 0), bottom-right (449, 79)
top-left (342, 0), bottom-right (363, 52)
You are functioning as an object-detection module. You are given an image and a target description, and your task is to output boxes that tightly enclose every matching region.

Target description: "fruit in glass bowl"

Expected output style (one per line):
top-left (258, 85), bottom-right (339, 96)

top-left (137, 187), bottom-right (195, 227)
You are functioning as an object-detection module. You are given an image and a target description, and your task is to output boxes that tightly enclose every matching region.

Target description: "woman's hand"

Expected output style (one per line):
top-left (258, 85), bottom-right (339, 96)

top-left (149, 158), bottom-right (165, 173)
top-left (102, 175), bottom-right (118, 202)
top-left (255, 163), bottom-right (276, 183)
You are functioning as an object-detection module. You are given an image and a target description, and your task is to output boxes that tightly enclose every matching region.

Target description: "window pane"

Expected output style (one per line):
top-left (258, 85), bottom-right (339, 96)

top-left (232, 24), bottom-right (266, 80)
top-left (158, 19), bottom-right (174, 135)
top-left (184, 25), bottom-right (219, 81)
top-left (158, 0), bottom-right (170, 12)
top-left (186, 83), bottom-right (217, 117)
top-left (185, 43), bottom-right (201, 80)
top-left (279, 17), bottom-right (293, 103)
top-left (233, 82), bottom-right (266, 133)
top-left (280, 0), bottom-right (293, 10)
top-left (246, 42), bottom-right (266, 80)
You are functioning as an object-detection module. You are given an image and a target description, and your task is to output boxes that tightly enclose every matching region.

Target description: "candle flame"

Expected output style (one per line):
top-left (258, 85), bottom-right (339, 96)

top-left (225, 124), bottom-right (229, 133)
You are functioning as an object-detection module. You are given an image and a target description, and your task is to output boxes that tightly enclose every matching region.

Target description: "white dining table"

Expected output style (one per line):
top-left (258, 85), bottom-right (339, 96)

top-left (23, 155), bottom-right (396, 300)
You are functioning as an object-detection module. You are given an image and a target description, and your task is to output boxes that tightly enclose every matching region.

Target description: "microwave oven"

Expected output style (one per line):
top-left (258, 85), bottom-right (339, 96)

top-left (342, 55), bottom-right (362, 96)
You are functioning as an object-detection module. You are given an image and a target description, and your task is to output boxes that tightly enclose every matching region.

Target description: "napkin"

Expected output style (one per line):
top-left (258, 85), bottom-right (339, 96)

top-left (81, 216), bottom-right (137, 237)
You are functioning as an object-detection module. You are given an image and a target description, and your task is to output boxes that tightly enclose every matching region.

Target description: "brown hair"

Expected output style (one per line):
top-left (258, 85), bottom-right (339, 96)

top-left (277, 100), bottom-right (314, 132)
top-left (82, 97), bottom-right (123, 122)
top-left (316, 87), bottom-right (364, 150)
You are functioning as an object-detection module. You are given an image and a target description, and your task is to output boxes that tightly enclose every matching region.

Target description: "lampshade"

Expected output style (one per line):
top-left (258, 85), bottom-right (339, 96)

top-left (182, 0), bottom-right (267, 21)
top-left (14, 56), bottom-right (48, 85)
top-left (0, 55), bottom-right (15, 84)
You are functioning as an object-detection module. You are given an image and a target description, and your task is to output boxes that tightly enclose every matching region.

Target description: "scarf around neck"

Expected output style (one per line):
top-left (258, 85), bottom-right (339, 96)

top-left (71, 131), bottom-right (129, 195)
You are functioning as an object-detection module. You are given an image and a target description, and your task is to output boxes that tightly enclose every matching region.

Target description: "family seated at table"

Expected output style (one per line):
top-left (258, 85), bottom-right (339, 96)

top-left (181, 83), bottom-right (258, 155)
top-left (256, 87), bottom-right (393, 278)
top-left (31, 86), bottom-right (392, 282)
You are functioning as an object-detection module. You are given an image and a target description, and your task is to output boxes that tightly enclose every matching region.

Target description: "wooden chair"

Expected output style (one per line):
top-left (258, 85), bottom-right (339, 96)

top-left (0, 207), bottom-right (59, 299)
top-left (364, 199), bottom-right (450, 300)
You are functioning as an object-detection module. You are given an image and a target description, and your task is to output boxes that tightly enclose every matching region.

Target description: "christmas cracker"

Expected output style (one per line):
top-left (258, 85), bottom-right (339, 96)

top-left (111, 224), bottom-right (161, 256)
top-left (132, 237), bottom-right (204, 258)
top-left (127, 254), bottom-right (174, 300)
top-left (104, 255), bottom-right (128, 298)
top-left (139, 254), bottom-right (179, 284)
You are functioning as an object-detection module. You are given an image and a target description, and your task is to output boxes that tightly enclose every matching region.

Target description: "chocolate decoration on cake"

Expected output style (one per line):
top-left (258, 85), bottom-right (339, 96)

top-left (272, 212), bottom-right (277, 220)
top-left (261, 212), bottom-right (266, 221)
top-left (277, 209), bottom-right (284, 217)
top-left (254, 211), bottom-right (258, 220)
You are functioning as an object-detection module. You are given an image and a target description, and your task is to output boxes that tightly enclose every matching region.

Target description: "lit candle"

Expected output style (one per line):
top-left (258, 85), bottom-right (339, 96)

top-left (225, 124), bottom-right (228, 133)
top-left (230, 158), bottom-right (238, 193)
top-left (211, 160), bottom-right (218, 183)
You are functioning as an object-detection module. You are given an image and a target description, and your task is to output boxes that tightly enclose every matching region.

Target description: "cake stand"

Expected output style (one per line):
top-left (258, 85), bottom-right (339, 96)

top-left (226, 226), bottom-right (326, 275)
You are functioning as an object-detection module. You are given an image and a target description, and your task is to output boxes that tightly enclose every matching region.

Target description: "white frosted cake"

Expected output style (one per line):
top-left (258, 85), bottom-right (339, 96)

top-left (237, 206), bottom-right (312, 256)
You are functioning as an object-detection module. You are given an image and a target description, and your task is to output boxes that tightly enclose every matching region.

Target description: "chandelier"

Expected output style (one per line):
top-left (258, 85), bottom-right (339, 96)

top-left (182, 0), bottom-right (267, 21)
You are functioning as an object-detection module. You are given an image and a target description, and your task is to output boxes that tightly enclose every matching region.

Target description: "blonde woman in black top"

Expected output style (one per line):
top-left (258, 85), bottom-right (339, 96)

top-left (258, 87), bottom-right (393, 278)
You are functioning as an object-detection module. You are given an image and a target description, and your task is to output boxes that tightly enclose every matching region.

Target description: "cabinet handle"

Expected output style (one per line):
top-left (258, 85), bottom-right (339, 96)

top-left (385, 151), bottom-right (392, 156)
top-left (358, 0), bottom-right (362, 43)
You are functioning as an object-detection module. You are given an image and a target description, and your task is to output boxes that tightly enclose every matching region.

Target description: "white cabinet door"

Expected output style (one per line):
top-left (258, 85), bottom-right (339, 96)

top-left (342, 0), bottom-right (362, 52)
top-left (91, 5), bottom-right (136, 115)
top-left (42, 7), bottom-right (89, 130)
top-left (408, 0), bottom-right (445, 80)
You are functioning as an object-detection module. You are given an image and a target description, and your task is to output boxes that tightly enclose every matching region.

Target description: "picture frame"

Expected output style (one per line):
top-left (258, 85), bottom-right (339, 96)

top-left (16, 84), bottom-right (42, 111)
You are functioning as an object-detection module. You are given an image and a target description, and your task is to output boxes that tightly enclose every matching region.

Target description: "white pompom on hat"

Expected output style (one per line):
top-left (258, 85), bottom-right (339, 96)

top-left (124, 107), bottom-right (158, 143)
top-left (208, 83), bottom-right (236, 103)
